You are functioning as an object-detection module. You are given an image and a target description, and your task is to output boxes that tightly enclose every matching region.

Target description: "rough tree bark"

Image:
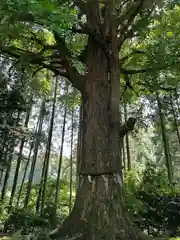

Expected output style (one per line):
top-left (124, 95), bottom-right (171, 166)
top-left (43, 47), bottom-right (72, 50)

top-left (50, 33), bottom-right (138, 239)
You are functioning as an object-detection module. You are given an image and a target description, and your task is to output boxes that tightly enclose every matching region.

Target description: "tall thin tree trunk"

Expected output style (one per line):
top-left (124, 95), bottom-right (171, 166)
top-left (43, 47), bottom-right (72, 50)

top-left (24, 100), bottom-right (45, 208)
top-left (0, 169), bottom-right (3, 184)
top-left (124, 103), bottom-right (131, 170)
top-left (1, 111), bottom-right (20, 200)
top-left (0, 149), bottom-right (8, 190)
top-left (16, 117), bottom-right (40, 207)
top-left (175, 88), bottom-right (180, 115)
top-left (8, 97), bottom-right (32, 209)
top-left (36, 149), bottom-right (47, 213)
top-left (40, 78), bottom-right (58, 214)
top-left (76, 103), bottom-right (83, 192)
top-left (0, 132), bottom-right (9, 167)
top-left (16, 141), bottom-right (33, 207)
top-left (119, 107), bottom-right (125, 172)
top-left (122, 139), bottom-right (126, 171)
top-left (69, 109), bottom-right (74, 213)
top-left (156, 93), bottom-right (173, 184)
top-left (1, 140), bottom-right (17, 201)
top-left (54, 100), bottom-right (67, 211)
top-left (170, 93), bottom-right (180, 146)
top-left (1, 161), bottom-right (11, 200)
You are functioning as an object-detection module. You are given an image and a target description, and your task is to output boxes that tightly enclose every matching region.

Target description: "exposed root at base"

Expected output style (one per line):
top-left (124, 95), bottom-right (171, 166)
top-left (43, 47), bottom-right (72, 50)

top-left (50, 222), bottom-right (147, 240)
top-left (50, 220), bottom-right (155, 240)
top-left (50, 231), bottom-right (151, 240)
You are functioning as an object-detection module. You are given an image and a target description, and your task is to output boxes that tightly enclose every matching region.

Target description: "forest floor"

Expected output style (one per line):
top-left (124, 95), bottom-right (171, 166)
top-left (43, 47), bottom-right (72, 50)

top-left (0, 236), bottom-right (180, 240)
top-left (1, 238), bottom-right (180, 239)
top-left (0, 232), bottom-right (180, 240)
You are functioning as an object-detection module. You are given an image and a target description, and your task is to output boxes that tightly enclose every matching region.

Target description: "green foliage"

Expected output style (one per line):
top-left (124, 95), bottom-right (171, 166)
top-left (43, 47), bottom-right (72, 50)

top-left (0, 177), bottom-right (75, 234)
top-left (120, 4), bottom-right (180, 102)
top-left (125, 164), bottom-right (180, 237)
top-left (4, 209), bottom-right (49, 233)
top-left (0, 0), bottom-right (77, 36)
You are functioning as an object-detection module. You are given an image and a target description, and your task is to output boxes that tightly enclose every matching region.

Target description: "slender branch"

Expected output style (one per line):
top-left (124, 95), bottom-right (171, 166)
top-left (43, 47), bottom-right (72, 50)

top-left (120, 49), bottom-right (146, 65)
top-left (118, 0), bottom-right (145, 27)
top-left (40, 62), bottom-right (68, 78)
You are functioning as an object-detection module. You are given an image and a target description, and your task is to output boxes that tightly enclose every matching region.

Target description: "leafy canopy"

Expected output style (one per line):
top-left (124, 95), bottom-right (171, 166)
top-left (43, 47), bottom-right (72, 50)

top-left (0, 0), bottom-right (179, 97)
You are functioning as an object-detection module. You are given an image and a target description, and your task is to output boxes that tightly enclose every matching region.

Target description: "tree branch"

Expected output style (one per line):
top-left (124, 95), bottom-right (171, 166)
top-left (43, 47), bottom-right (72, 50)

top-left (121, 64), bottom-right (171, 75)
top-left (118, 0), bottom-right (145, 46)
top-left (119, 117), bottom-right (136, 138)
top-left (118, 0), bottom-right (145, 26)
top-left (52, 31), bottom-right (84, 91)
top-left (1, 11), bottom-right (84, 91)
top-left (120, 49), bottom-right (146, 65)
top-left (0, 36), bottom-right (84, 91)
top-left (85, 1), bottom-right (101, 29)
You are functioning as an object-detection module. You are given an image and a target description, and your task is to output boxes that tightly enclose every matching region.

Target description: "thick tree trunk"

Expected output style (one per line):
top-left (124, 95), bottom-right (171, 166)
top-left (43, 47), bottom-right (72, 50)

top-left (50, 39), bottom-right (138, 240)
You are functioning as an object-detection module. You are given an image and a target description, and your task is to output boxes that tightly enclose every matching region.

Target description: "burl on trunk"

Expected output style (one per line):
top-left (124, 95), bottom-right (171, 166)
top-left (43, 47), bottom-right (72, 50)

top-left (50, 38), bottom-right (138, 240)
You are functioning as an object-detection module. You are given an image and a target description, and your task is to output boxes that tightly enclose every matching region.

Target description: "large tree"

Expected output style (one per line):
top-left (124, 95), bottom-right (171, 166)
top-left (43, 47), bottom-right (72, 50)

top-left (0, 0), bottom-right (176, 239)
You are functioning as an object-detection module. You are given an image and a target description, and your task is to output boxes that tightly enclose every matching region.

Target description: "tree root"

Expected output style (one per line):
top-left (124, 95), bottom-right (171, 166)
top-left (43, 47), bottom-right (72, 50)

top-left (49, 177), bottom-right (154, 240)
top-left (50, 215), bottom-right (146, 240)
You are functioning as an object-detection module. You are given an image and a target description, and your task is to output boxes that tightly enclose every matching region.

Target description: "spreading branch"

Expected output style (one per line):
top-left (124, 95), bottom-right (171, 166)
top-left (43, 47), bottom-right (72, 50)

top-left (0, 35), bottom-right (84, 91)
top-left (0, 12), bottom-right (84, 91)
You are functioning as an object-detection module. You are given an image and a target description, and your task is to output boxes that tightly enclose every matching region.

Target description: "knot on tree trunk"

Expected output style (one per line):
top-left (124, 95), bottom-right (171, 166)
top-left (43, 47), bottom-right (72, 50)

top-left (119, 117), bottom-right (136, 138)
